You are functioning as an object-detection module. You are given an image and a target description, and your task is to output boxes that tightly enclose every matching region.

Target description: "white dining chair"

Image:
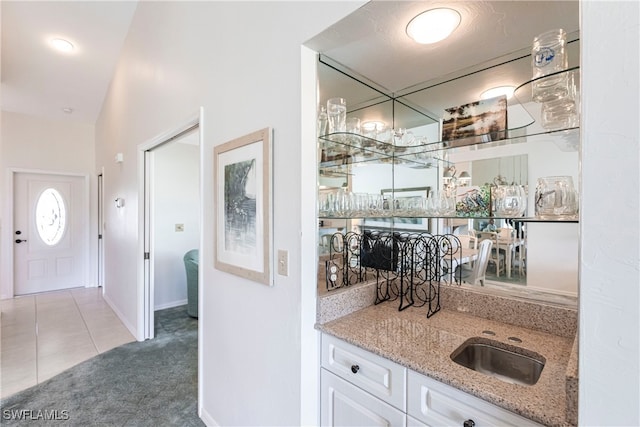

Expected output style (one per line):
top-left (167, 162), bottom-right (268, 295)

top-left (456, 239), bottom-right (492, 286)
top-left (496, 228), bottom-right (517, 276)
top-left (456, 234), bottom-right (477, 250)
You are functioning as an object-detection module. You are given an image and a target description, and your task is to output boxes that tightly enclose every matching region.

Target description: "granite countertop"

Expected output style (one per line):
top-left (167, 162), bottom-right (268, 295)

top-left (317, 301), bottom-right (574, 427)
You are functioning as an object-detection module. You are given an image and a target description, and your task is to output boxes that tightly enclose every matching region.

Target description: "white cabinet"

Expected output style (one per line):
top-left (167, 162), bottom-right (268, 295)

top-left (321, 334), bottom-right (544, 427)
top-left (321, 333), bottom-right (406, 410)
top-left (407, 370), bottom-right (543, 427)
top-left (321, 369), bottom-right (406, 427)
top-left (320, 333), bottom-right (407, 427)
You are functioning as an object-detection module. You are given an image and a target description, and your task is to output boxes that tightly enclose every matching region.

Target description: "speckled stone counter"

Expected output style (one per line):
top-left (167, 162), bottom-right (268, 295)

top-left (317, 302), bottom-right (575, 426)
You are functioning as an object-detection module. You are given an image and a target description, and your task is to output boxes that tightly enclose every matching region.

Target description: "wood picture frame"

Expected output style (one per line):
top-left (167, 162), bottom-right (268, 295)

top-left (214, 128), bottom-right (272, 285)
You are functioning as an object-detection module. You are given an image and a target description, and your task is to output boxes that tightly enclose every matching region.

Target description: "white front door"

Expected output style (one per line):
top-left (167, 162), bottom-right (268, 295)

top-left (14, 172), bottom-right (87, 295)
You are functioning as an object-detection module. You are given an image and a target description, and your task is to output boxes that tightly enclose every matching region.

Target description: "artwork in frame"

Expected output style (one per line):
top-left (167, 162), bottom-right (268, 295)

top-left (441, 95), bottom-right (508, 147)
top-left (214, 128), bottom-right (272, 286)
top-left (363, 186), bottom-right (431, 232)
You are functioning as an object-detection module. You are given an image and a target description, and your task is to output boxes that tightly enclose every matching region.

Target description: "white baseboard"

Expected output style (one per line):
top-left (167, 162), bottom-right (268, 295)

top-left (154, 299), bottom-right (188, 311)
top-left (102, 292), bottom-right (139, 341)
top-left (199, 407), bottom-right (219, 427)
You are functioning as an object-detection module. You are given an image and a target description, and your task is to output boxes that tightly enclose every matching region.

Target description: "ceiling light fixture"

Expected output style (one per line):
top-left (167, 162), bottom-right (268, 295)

top-left (406, 8), bottom-right (461, 45)
top-left (480, 86), bottom-right (515, 100)
top-left (61, 107), bottom-right (74, 114)
top-left (51, 38), bottom-right (74, 53)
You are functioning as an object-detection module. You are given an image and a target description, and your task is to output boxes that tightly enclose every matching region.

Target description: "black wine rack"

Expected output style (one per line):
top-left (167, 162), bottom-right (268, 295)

top-left (325, 231), bottom-right (464, 318)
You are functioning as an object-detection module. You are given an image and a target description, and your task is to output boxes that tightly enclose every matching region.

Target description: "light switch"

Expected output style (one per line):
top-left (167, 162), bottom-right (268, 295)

top-left (175, 224), bottom-right (184, 232)
top-left (277, 250), bottom-right (289, 276)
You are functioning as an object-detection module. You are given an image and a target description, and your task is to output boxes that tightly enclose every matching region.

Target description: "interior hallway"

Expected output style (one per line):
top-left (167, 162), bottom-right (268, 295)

top-left (0, 287), bottom-right (135, 398)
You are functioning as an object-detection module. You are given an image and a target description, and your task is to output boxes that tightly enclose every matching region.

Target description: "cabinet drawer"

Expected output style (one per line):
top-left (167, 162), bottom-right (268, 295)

top-left (321, 369), bottom-right (406, 427)
top-left (321, 333), bottom-right (406, 411)
top-left (407, 370), bottom-right (542, 427)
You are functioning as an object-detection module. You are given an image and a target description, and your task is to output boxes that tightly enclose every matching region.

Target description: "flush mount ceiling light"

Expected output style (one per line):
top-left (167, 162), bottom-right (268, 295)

top-left (480, 86), bottom-right (515, 100)
top-left (406, 8), bottom-right (461, 44)
top-left (50, 38), bottom-right (74, 53)
top-left (61, 107), bottom-right (74, 114)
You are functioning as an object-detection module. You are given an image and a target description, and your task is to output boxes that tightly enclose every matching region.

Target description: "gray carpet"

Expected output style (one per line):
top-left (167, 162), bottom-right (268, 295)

top-left (1, 306), bottom-right (204, 426)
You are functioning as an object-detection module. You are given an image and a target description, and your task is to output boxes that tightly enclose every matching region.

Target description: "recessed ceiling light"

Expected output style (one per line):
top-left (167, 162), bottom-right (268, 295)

top-left (51, 38), bottom-right (74, 53)
top-left (406, 8), bottom-right (461, 45)
top-left (480, 86), bottom-right (516, 100)
top-left (62, 107), bottom-right (74, 114)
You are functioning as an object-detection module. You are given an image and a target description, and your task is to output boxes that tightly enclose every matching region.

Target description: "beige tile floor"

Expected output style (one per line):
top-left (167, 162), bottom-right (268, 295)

top-left (0, 287), bottom-right (135, 399)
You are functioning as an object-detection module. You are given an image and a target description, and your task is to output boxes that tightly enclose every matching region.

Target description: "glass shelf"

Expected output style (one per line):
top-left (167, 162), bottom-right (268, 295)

top-left (318, 134), bottom-right (450, 171)
top-left (319, 67), bottom-right (581, 171)
top-left (319, 122), bottom-right (578, 171)
top-left (319, 215), bottom-right (578, 223)
top-left (513, 66), bottom-right (580, 106)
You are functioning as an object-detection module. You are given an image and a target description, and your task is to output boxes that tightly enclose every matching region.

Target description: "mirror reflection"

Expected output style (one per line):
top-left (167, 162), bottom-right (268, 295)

top-left (315, 12), bottom-right (579, 306)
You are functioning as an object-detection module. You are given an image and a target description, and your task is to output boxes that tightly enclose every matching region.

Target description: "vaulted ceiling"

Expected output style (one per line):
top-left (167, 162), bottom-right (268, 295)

top-left (2, 1), bottom-right (579, 126)
top-left (1, 1), bottom-right (137, 124)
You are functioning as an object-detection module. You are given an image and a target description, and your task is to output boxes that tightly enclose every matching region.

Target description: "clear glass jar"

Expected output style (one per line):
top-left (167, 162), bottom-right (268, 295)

top-left (531, 29), bottom-right (568, 102)
top-left (535, 176), bottom-right (578, 219)
top-left (494, 185), bottom-right (527, 217)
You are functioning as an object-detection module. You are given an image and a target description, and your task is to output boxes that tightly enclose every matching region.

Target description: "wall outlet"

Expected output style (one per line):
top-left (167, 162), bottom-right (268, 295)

top-left (175, 224), bottom-right (184, 232)
top-left (277, 249), bottom-right (289, 276)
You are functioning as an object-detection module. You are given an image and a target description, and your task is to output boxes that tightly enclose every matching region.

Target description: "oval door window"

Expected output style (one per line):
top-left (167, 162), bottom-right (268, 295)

top-left (35, 188), bottom-right (67, 246)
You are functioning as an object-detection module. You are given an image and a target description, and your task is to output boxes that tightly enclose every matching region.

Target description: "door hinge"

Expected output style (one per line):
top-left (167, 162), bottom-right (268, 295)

top-left (144, 252), bottom-right (150, 260)
top-left (98, 234), bottom-right (103, 239)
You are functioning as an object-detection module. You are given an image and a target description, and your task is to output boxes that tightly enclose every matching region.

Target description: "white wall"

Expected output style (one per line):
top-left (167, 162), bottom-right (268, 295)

top-left (0, 111), bottom-right (97, 299)
top-left (152, 141), bottom-right (199, 310)
top-left (526, 222), bottom-right (578, 295)
top-left (580, 2), bottom-right (639, 425)
top-left (94, 2), bottom-right (364, 425)
top-left (93, 1), bottom-right (640, 425)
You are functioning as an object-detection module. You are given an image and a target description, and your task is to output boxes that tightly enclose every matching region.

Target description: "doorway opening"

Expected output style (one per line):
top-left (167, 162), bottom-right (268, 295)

top-left (140, 118), bottom-right (201, 340)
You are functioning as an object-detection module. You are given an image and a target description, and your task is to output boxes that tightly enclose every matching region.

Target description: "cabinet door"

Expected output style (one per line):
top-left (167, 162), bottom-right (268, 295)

top-left (407, 415), bottom-right (428, 427)
top-left (407, 370), bottom-right (542, 427)
top-left (321, 369), bottom-right (406, 427)
top-left (322, 333), bottom-right (406, 410)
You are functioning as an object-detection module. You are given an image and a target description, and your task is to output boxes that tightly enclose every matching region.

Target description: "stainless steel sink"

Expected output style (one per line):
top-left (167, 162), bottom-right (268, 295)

top-left (451, 338), bottom-right (546, 386)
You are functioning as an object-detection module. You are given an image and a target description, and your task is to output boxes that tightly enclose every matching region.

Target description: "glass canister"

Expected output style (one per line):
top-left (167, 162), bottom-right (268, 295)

top-left (494, 185), bottom-right (527, 217)
top-left (531, 29), bottom-right (569, 102)
top-left (540, 69), bottom-right (580, 130)
top-left (535, 176), bottom-right (578, 219)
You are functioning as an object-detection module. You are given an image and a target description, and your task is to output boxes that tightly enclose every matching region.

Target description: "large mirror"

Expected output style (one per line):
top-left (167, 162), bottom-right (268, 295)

top-left (312, 1), bottom-right (580, 306)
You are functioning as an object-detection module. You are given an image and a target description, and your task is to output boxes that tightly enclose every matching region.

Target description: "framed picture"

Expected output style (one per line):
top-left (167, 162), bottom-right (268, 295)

top-left (363, 186), bottom-right (431, 232)
top-left (214, 128), bottom-right (272, 286)
top-left (441, 95), bottom-right (507, 147)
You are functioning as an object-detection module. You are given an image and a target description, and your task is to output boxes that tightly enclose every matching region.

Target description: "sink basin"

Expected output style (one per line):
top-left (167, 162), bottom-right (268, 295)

top-left (451, 338), bottom-right (546, 386)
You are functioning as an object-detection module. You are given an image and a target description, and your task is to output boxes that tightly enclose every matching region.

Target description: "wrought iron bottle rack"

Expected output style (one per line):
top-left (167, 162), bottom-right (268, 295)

top-left (324, 231), bottom-right (466, 318)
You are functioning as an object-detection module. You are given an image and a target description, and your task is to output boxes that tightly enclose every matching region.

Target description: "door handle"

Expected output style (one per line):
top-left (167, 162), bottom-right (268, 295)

top-left (15, 239), bottom-right (27, 244)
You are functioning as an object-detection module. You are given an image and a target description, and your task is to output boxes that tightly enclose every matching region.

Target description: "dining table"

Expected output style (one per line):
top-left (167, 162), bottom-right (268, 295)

top-left (442, 246), bottom-right (478, 283)
top-left (476, 230), bottom-right (525, 278)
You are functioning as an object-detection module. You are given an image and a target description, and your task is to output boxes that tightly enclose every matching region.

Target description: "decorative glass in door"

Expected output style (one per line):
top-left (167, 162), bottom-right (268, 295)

top-left (35, 187), bottom-right (67, 246)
